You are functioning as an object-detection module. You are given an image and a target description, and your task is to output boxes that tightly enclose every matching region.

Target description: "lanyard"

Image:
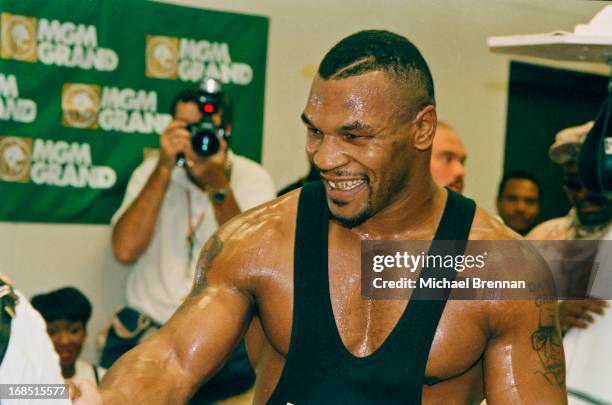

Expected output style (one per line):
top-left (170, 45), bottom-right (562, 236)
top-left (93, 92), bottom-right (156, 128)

top-left (185, 189), bottom-right (205, 274)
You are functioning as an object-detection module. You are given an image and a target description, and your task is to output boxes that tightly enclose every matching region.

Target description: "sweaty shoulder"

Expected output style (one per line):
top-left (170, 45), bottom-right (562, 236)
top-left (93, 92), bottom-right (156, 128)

top-left (469, 206), bottom-right (522, 241)
top-left (202, 189), bottom-right (301, 290)
top-left (463, 206), bottom-right (556, 318)
top-left (219, 187), bottom-right (299, 243)
top-left (526, 216), bottom-right (572, 240)
top-left (462, 206), bottom-right (557, 302)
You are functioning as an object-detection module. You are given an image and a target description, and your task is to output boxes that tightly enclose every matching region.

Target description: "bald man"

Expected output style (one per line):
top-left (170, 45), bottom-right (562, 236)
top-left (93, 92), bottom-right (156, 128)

top-left (430, 122), bottom-right (466, 193)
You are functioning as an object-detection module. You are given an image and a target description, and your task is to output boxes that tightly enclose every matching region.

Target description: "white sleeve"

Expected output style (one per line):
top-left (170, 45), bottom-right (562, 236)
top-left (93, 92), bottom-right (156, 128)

top-left (231, 157), bottom-right (276, 212)
top-left (110, 157), bottom-right (160, 227)
top-left (588, 227), bottom-right (612, 297)
top-left (96, 366), bottom-right (107, 383)
top-left (0, 291), bottom-right (70, 405)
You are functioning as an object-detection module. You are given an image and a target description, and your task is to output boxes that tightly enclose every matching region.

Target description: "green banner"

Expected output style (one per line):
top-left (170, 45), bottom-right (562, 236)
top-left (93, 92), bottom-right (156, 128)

top-left (0, 0), bottom-right (268, 223)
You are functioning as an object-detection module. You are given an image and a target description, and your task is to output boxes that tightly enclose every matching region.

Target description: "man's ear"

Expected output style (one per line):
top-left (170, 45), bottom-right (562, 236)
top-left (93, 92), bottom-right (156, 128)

top-left (412, 105), bottom-right (436, 151)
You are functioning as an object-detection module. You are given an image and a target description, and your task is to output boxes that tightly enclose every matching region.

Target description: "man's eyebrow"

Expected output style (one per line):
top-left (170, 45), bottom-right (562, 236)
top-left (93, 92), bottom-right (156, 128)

top-left (300, 113), bottom-right (315, 127)
top-left (300, 114), bottom-right (377, 134)
top-left (339, 120), bottom-right (376, 133)
top-left (438, 150), bottom-right (467, 161)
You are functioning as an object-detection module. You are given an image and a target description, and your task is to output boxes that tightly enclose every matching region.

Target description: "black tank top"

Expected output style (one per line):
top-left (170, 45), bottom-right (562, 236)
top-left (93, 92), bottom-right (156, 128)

top-left (267, 181), bottom-right (476, 405)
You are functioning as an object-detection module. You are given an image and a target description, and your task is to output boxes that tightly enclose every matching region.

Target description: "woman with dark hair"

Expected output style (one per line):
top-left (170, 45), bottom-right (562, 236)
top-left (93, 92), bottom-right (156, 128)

top-left (31, 287), bottom-right (106, 384)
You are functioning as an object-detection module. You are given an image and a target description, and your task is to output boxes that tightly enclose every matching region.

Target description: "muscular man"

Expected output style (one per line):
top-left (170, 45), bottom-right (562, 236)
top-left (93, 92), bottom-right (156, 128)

top-left (105, 78), bottom-right (275, 401)
top-left (430, 121), bottom-right (466, 193)
top-left (101, 30), bottom-right (566, 404)
top-left (497, 170), bottom-right (541, 235)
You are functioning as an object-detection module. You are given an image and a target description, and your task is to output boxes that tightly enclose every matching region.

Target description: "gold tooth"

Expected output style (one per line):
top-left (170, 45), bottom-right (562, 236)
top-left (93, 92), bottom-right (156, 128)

top-left (331, 180), bottom-right (363, 191)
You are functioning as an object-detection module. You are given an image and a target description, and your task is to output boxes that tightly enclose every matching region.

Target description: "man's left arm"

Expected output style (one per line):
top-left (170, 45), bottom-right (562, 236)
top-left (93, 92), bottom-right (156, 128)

top-left (483, 297), bottom-right (567, 404)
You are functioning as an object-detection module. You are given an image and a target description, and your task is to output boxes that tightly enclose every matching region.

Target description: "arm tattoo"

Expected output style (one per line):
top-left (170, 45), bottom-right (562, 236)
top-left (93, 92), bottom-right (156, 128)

top-left (191, 234), bottom-right (224, 296)
top-left (531, 298), bottom-right (565, 386)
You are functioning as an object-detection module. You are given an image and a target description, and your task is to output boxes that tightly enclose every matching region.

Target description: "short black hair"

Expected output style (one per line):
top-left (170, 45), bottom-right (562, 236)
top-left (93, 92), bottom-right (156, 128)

top-left (170, 87), bottom-right (234, 128)
top-left (318, 30), bottom-right (435, 112)
top-left (31, 287), bottom-right (92, 325)
top-left (497, 170), bottom-right (542, 200)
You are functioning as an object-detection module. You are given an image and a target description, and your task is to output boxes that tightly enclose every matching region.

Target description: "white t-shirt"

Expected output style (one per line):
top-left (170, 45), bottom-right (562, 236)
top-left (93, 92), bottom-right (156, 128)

top-left (0, 291), bottom-right (70, 405)
top-left (112, 151), bottom-right (276, 323)
top-left (564, 226), bottom-right (612, 405)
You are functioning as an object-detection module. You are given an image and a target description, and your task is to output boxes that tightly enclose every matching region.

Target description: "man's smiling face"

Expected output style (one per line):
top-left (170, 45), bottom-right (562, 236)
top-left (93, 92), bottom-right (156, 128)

top-left (303, 71), bottom-right (419, 228)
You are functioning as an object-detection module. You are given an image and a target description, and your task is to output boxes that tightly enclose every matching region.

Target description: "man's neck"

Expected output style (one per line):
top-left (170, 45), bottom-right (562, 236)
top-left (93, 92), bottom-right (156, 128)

top-left (348, 180), bottom-right (445, 240)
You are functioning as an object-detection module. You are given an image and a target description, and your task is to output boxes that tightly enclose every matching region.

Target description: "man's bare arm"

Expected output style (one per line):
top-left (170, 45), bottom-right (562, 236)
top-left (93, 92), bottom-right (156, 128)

top-left (101, 233), bottom-right (254, 403)
top-left (112, 164), bottom-right (172, 263)
top-left (484, 295), bottom-right (567, 403)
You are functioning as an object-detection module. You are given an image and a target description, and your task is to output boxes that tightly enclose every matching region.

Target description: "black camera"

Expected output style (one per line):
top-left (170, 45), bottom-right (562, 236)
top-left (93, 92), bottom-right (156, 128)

top-left (176, 77), bottom-right (229, 166)
top-left (186, 115), bottom-right (225, 158)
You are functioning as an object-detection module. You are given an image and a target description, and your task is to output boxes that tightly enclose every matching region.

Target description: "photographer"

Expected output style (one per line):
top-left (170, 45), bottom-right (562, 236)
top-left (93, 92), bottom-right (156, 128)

top-left (103, 77), bottom-right (275, 402)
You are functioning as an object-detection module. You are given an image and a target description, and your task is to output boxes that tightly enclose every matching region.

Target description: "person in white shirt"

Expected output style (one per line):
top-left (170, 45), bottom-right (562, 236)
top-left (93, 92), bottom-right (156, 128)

top-left (0, 275), bottom-right (69, 405)
top-left (103, 77), bottom-right (275, 402)
top-left (31, 287), bottom-right (106, 385)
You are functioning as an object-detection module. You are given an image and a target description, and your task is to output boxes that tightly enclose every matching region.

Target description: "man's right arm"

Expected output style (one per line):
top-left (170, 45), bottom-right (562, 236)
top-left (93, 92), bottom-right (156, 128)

top-left (112, 120), bottom-right (191, 263)
top-left (101, 232), bottom-right (254, 403)
top-left (112, 163), bottom-right (172, 263)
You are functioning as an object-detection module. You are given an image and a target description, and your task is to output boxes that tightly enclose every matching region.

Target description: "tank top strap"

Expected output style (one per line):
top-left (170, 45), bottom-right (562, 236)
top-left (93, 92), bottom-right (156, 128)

top-left (291, 181), bottom-right (343, 352)
top-left (433, 189), bottom-right (476, 241)
top-left (387, 189), bottom-right (477, 391)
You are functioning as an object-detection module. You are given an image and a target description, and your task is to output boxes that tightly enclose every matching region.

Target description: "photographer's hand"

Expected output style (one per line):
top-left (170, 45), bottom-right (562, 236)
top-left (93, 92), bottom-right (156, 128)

top-left (187, 138), bottom-right (241, 225)
top-left (158, 119), bottom-right (191, 170)
top-left (186, 137), bottom-right (229, 190)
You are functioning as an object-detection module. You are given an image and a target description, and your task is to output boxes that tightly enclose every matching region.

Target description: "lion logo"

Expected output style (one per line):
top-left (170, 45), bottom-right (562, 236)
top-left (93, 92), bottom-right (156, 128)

top-left (61, 83), bottom-right (101, 129)
top-left (146, 35), bottom-right (178, 79)
top-left (0, 136), bottom-right (32, 182)
top-left (1, 13), bottom-right (37, 62)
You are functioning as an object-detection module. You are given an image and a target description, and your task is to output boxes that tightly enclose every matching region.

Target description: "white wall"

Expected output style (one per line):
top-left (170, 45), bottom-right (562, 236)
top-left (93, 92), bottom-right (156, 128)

top-left (166, 0), bottom-right (606, 207)
top-left (0, 223), bottom-right (128, 362)
top-left (1, 0), bottom-right (608, 362)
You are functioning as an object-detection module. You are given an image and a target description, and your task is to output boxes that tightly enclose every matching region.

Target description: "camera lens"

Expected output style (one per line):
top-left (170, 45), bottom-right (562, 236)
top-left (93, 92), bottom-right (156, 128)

top-left (188, 121), bottom-right (220, 157)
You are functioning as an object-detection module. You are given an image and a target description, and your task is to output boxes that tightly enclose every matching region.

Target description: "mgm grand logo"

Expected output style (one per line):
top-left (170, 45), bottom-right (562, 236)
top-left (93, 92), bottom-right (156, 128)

top-left (146, 35), bottom-right (178, 79)
top-left (61, 83), bottom-right (100, 129)
top-left (0, 13), bottom-right (37, 62)
top-left (0, 136), bottom-right (32, 182)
